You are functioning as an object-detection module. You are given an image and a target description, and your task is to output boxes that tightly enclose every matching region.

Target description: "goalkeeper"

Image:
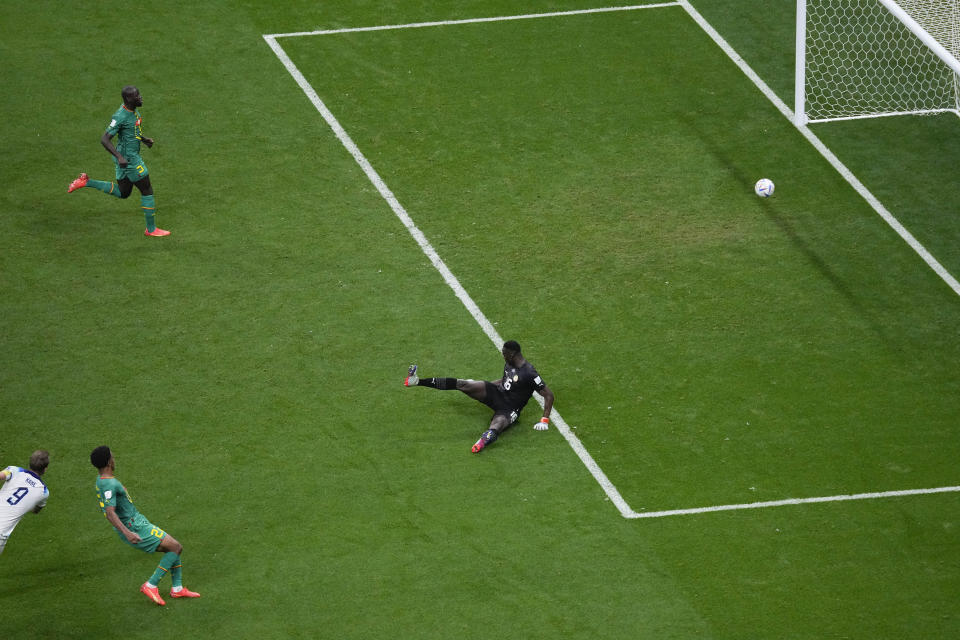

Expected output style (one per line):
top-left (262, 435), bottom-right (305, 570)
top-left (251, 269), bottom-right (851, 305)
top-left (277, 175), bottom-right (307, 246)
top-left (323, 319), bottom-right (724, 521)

top-left (404, 340), bottom-right (555, 453)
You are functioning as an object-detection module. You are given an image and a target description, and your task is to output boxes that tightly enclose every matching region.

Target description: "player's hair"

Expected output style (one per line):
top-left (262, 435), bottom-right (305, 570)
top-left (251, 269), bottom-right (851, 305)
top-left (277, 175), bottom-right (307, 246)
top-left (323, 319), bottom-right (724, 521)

top-left (503, 340), bottom-right (522, 353)
top-left (90, 445), bottom-right (112, 470)
top-left (29, 450), bottom-right (50, 473)
top-left (121, 85), bottom-right (138, 100)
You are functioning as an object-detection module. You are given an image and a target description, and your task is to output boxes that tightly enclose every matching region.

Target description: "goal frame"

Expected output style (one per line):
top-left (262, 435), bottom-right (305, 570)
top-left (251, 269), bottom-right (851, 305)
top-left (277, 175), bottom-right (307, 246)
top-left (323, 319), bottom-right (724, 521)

top-left (795, 0), bottom-right (960, 125)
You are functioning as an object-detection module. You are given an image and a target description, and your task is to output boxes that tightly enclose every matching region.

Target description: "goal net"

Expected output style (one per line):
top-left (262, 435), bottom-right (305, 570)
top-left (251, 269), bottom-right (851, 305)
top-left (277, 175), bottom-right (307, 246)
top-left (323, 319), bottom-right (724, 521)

top-left (795, 0), bottom-right (960, 125)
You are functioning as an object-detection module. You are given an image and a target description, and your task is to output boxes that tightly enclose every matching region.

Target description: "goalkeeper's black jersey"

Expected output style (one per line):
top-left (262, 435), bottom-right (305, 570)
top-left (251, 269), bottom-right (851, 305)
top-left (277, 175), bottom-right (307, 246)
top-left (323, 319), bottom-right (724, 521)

top-left (497, 361), bottom-right (546, 411)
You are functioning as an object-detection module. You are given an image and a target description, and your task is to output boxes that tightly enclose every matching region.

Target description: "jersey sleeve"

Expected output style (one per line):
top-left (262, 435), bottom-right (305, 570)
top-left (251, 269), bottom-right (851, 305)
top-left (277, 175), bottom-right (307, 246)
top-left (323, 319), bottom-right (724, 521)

top-left (105, 110), bottom-right (124, 136)
top-left (531, 368), bottom-right (546, 391)
top-left (101, 480), bottom-right (119, 508)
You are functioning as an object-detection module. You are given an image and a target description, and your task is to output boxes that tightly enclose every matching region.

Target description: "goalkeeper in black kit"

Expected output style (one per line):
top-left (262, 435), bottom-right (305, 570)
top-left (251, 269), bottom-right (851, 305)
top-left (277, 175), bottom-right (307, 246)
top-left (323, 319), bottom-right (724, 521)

top-left (404, 340), bottom-right (555, 452)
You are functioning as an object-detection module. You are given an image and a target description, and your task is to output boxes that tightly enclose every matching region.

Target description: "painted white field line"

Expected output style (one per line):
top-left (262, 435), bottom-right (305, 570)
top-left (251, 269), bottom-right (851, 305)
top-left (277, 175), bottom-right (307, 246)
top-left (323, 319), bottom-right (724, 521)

top-left (265, 5), bottom-right (959, 518)
top-left (264, 3), bottom-right (680, 39)
top-left (263, 32), bottom-right (636, 518)
top-left (631, 486), bottom-right (960, 519)
top-left (678, 0), bottom-right (960, 298)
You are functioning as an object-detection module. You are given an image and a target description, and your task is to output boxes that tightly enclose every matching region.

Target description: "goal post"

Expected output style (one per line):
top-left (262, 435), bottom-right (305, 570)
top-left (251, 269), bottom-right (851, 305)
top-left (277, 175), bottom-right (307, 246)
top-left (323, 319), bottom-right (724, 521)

top-left (795, 0), bottom-right (960, 125)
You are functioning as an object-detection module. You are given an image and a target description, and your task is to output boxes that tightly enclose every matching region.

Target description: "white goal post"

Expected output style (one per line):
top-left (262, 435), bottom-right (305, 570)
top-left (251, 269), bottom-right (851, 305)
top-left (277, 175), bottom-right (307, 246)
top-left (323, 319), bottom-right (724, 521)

top-left (795, 0), bottom-right (960, 125)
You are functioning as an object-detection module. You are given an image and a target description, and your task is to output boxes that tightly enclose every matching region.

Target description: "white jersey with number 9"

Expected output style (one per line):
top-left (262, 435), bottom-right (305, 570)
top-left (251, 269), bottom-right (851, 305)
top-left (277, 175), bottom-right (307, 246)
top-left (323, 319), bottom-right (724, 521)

top-left (0, 465), bottom-right (49, 553)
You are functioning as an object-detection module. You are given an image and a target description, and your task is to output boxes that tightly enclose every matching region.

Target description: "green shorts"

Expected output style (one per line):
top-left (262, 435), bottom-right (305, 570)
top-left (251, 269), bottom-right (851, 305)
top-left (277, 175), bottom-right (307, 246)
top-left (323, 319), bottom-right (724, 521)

top-left (117, 513), bottom-right (166, 553)
top-left (114, 154), bottom-right (149, 182)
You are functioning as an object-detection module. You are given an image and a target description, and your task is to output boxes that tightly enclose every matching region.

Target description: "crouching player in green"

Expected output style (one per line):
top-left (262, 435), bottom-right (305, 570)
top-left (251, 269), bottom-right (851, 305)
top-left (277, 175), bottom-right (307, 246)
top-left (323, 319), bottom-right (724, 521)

top-left (90, 446), bottom-right (199, 606)
top-left (68, 85), bottom-right (169, 237)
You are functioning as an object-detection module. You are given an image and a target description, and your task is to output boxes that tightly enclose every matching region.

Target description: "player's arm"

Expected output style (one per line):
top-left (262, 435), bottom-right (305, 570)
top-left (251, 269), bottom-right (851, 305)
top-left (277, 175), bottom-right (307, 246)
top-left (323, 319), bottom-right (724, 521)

top-left (100, 131), bottom-right (128, 167)
top-left (140, 136), bottom-right (154, 148)
top-left (539, 384), bottom-right (555, 419)
top-left (533, 384), bottom-right (555, 430)
top-left (104, 506), bottom-right (141, 543)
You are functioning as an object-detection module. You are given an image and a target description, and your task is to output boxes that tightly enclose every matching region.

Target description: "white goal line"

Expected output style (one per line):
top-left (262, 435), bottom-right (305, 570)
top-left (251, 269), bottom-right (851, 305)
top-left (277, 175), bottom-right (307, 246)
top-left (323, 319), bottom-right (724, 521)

top-left (263, 3), bottom-right (959, 519)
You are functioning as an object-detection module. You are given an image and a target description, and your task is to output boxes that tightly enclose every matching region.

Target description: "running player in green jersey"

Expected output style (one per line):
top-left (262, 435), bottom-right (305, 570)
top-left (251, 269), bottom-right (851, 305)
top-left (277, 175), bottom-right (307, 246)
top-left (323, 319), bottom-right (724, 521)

top-left (90, 446), bottom-right (199, 605)
top-left (67, 85), bottom-right (170, 237)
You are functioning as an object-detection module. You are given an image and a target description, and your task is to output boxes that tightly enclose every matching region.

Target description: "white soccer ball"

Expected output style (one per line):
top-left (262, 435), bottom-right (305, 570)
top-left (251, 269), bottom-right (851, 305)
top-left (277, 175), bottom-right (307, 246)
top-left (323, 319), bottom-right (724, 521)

top-left (754, 178), bottom-right (775, 198)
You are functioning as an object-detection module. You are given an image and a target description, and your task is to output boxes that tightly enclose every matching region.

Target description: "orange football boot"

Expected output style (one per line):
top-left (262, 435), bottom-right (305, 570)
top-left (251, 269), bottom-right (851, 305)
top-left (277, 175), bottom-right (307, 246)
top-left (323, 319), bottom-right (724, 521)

top-left (67, 173), bottom-right (88, 193)
top-left (140, 583), bottom-right (166, 606)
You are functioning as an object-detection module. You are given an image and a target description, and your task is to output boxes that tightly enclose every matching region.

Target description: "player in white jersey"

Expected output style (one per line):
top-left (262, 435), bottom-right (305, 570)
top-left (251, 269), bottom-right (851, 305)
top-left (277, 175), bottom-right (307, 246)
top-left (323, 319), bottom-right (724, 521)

top-left (0, 450), bottom-right (50, 554)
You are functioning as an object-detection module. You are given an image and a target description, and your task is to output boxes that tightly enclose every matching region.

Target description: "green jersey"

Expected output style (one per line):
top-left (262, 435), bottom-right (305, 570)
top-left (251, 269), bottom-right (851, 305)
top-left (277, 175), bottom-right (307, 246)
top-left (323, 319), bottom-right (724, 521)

top-left (95, 476), bottom-right (140, 525)
top-left (95, 475), bottom-right (166, 552)
top-left (105, 105), bottom-right (144, 160)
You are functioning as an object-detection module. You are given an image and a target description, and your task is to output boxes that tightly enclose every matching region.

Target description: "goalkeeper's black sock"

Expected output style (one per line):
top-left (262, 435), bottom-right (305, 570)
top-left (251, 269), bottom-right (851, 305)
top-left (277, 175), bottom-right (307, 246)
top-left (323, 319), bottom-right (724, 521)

top-left (419, 377), bottom-right (458, 390)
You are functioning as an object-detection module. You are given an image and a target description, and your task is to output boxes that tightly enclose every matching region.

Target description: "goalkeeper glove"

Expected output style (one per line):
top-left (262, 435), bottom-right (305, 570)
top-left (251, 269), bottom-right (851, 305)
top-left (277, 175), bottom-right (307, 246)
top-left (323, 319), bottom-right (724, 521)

top-left (534, 417), bottom-right (549, 431)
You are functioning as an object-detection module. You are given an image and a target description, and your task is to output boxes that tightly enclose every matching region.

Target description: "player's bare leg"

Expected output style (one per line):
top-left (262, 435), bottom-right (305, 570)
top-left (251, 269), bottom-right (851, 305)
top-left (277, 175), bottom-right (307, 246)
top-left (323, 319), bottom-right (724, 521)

top-left (456, 379), bottom-right (487, 401)
top-left (157, 534), bottom-right (182, 555)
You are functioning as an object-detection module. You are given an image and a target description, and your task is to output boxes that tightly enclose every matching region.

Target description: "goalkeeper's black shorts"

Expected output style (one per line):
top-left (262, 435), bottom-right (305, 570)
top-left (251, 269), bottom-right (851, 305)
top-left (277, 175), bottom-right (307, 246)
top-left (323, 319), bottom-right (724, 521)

top-left (481, 382), bottom-right (521, 425)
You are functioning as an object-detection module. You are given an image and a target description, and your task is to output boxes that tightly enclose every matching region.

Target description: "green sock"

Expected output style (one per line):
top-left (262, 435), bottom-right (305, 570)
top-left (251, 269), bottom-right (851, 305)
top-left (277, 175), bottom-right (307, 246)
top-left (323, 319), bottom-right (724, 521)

top-left (171, 559), bottom-right (183, 589)
top-left (141, 194), bottom-right (156, 231)
top-left (87, 179), bottom-right (122, 198)
top-left (148, 551), bottom-right (180, 587)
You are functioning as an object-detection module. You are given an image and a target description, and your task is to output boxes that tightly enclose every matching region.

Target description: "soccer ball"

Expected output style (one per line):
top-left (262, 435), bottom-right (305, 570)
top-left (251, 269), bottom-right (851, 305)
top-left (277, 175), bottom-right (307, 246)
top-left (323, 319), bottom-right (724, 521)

top-left (754, 178), bottom-right (775, 198)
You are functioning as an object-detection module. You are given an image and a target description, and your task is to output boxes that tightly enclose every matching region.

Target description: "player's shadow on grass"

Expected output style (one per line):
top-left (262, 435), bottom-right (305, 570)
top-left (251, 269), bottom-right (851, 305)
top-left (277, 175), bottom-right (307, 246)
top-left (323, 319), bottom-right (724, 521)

top-left (0, 552), bottom-right (108, 598)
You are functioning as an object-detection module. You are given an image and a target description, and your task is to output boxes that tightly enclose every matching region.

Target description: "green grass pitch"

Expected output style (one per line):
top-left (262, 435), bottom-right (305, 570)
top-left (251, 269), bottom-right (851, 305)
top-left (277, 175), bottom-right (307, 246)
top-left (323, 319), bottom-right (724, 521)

top-left (2, 1), bottom-right (958, 638)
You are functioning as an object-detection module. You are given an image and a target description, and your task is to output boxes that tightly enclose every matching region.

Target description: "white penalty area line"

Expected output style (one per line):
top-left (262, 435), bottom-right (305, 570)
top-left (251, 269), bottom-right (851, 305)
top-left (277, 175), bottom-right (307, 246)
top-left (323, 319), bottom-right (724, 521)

top-left (264, 5), bottom-right (959, 519)
top-left (264, 3), bottom-right (680, 39)
top-left (263, 14), bottom-right (639, 518)
top-left (630, 486), bottom-right (960, 519)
